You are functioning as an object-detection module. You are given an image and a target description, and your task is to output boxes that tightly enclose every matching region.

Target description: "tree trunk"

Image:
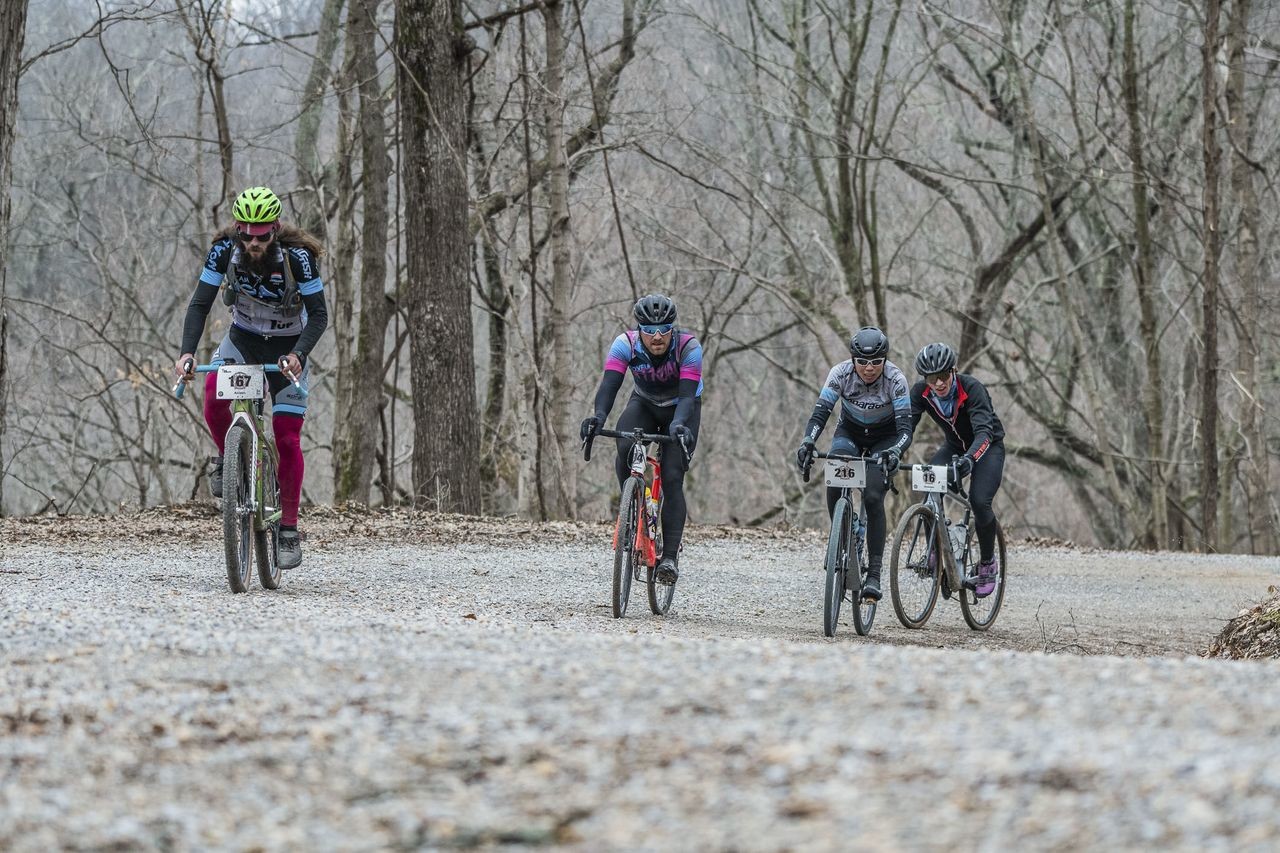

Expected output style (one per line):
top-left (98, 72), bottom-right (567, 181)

top-left (1123, 0), bottom-right (1168, 548)
top-left (0, 0), bottom-right (29, 515)
top-left (293, 0), bottom-right (346, 237)
top-left (397, 0), bottom-right (480, 513)
top-left (540, 0), bottom-right (576, 519)
top-left (1223, 0), bottom-right (1269, 553)
top-left (333, 0), bottom-right (393, 505)
top-left (1199, 0), bottom-right (1222, 552)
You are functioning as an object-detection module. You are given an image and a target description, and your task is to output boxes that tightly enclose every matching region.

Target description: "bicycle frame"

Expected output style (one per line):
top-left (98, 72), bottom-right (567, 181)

top-left (175, 361), bottom-right (299, 529)
top-left (589, 426), bottom-right (676, 569)
top-left (918, 479), bottom-right (975, 594)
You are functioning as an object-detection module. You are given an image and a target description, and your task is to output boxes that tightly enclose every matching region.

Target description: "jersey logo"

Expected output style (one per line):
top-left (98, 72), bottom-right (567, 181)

top-left (291, 248), bottom-right (314, 281)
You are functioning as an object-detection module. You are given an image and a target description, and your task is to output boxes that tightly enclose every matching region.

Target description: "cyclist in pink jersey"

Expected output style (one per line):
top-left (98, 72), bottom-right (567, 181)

top-left (581, 294), bottom-right (703, 583)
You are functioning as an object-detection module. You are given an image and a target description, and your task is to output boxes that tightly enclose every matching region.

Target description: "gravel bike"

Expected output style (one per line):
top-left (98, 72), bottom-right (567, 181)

top-left (888, 458), bottom-right (1006, 631)
top-left (174, 358), bottom-right (305, 593)
top-left (802, 450), bottom-right (893, 637)
top-left (583, 426), bottom-right (690, 618)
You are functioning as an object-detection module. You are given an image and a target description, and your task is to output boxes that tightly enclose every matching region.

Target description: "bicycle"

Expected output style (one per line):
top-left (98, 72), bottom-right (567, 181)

top-left (888, 457), bottom-right (1006, 631)
top-left (583, 426), bottom-right (690, 618)
top-left (802, 450), bottom-right (894, 637)
top-left (174, 358), bottom-right (306, 594)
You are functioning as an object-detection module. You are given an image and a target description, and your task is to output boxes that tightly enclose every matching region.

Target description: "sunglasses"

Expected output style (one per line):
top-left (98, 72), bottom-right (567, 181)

top-left (854, 357), bottom-right (885, 367)
top-left (926, 371), bottom-right (953, 383)
top-left (639, 323), bottom-right (674, 336)
top-left (237, 230), bottom-right (275, 244)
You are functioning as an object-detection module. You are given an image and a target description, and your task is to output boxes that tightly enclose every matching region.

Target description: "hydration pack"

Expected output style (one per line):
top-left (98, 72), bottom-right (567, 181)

top-left (221, 245), bottom-right (300, 311)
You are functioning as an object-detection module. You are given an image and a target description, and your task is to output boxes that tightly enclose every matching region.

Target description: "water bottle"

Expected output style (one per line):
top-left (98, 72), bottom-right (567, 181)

top-left (644, 487), bottom-right (659, 540)
top-left (853, 516), bottom-right (865, 556)
top-left (949, 522), bottom-right (968, 565)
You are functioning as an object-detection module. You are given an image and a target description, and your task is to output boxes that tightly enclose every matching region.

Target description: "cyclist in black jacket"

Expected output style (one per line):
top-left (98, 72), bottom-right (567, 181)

top-left (909, 343), bottom-right (1005, 597)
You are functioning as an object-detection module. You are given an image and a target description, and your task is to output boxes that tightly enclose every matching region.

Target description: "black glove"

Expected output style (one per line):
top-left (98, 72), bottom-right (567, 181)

top-left (580, 416), bottom-right (602, 441)
top-left (949, 455), bottom-right (973, 485)
top-left (671, 423), bottom-right (693, 447)
top-left (877, 448), bottom-right (901, 474)
top-left (796, 436), bottom-right (816, 471)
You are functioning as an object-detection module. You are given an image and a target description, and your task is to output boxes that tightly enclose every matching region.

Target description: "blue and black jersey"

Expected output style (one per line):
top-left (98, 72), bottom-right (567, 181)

top-left (805, 359), bottom-right (913, 453)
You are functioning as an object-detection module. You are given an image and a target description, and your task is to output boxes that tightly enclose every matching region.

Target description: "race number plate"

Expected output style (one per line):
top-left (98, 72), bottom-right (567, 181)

top-left (824, 458), bottom-right (866, 488)
top-left (911, 464), bottom-right (949, 494)
top-left (216, 364), bottom-right (265, 400)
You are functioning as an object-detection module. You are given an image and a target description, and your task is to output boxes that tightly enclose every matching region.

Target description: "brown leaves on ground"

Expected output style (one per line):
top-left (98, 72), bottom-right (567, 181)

top-left (1204, 589), bottom-right (1280, 660)
top-left (1, 503), bottom-right (826, 549)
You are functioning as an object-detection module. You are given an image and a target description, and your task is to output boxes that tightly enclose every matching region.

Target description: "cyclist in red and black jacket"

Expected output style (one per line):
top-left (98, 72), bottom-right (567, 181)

top-left (909, 343), bottom-right (1005, 597)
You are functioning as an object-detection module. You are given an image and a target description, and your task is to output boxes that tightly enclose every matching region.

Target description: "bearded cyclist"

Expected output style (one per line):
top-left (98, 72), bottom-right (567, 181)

top-left (580, 294), bottom-right (703, 585)
top-left (172, 186), bottom-right (328, 570)
top-left (795, 327), bottom-right (913, 602)
top-left (909, 342), bottom-right (1005, 597)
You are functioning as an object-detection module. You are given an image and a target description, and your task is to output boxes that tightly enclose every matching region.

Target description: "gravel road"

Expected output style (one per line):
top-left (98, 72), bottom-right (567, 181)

top-left (3, 509), bottom-right (1280, 850)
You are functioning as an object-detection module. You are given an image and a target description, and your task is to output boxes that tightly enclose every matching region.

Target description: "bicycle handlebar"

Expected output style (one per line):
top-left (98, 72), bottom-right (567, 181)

top-left (173, 359), bottom-right (305, 400)
top-left (582, 426), bottom-right (690, 469)
top-left (801, 449), bottom-right (898, 493)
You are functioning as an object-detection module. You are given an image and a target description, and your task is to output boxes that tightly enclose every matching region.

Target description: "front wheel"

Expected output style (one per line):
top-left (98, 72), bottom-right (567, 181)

top-left (222, 424), bottom-right (254, 593)
top-left (959, 520), bottom-right (1007, 631)
top-left (612, 477), bottom-right (641, 618)
top-left (889, 503), bottom-right (941, 629)
top-left (823, 497), bottom-right (851, 637)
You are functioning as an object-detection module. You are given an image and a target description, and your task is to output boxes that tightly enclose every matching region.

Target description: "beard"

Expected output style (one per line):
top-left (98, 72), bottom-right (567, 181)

top-left (240, 244), bottom-right (275, 276)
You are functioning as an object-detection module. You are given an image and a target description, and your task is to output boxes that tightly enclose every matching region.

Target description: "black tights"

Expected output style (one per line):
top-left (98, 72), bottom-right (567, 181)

top-left (929, 442), bottom-right (1004, 562)
top-left (614, 395), bottom-right (701, 561)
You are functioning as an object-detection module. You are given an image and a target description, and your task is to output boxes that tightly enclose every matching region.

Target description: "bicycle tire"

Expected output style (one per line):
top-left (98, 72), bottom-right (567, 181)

top-left (889, 503), bottom-right (941, 629)
top-left (850, 507), bottom-right (876, 636)
top-left (960, 520), bottom-right (1007, 631)
top-left (255, 451), bottom-right (282, 590)
top-left (823, 497), bottom-right (850, 637)
top-left (647, 492), bottom-right (675, 615)
top-left (222, 424), bottom-right (253, 593)
top-left (612, 477), bottom-right (640, 618)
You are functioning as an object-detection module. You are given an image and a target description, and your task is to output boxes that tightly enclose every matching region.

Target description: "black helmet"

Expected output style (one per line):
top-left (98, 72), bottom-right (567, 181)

top-left (915, 342), bottom-right (957, 375)
top-left (850, 326), bottom-right (889, 360)
top-left (634, 293), bottom-right (677, 326)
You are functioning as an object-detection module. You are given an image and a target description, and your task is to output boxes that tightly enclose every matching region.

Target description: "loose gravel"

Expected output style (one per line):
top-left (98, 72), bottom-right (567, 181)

top-left (3, 510), bottom-right (1279, 850)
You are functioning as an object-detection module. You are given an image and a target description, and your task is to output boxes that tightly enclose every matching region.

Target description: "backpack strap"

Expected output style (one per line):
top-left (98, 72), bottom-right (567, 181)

top-left (279, 244), bottom-right (299, 310)
top-left (220, 244), bottom-right (300, 309)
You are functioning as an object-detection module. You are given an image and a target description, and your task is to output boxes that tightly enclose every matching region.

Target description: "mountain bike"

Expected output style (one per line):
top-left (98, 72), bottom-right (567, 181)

top-left (174, 358), bottom-right (306, 593)
top-left (583, 426), bottom-right (690, 618)
top-left (802, 450), bottom-right (893, 637)
top-left (888, 458), bottom-right (1006, 631)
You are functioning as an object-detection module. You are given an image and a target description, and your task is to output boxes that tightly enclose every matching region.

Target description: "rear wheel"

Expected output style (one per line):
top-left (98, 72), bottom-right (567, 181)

top-left (960, 521), bottom-right (1007, 631)
top-left (647, 491), bottom-right (675, 615)
top-left (255, 452), bottom-right (282, 590)
top-left (889, 503), bottom-right (941, 629)
top-left (823, 497), bottom-right (851, 637)
top-left (222, 424), bottom-right (253, 593)
top-left (612, 477), bottom-right (641, 618)
top-left (850, 509), bottom-right (876, 636)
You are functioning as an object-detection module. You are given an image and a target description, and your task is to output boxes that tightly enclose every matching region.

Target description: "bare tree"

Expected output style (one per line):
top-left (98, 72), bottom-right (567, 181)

top-left (332, 0), bottom-right (393, 505)
top-left (1200, 0), bottom-right (1223, 551)
top-left (397, 0), bottom-right (480, 512)
top-left (0, 0), bottom-right (30, 513)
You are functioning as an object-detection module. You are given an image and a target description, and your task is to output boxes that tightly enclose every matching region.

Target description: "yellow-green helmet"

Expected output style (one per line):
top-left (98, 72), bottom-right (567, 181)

top-left (232, 186), bottom-right (282, 224)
